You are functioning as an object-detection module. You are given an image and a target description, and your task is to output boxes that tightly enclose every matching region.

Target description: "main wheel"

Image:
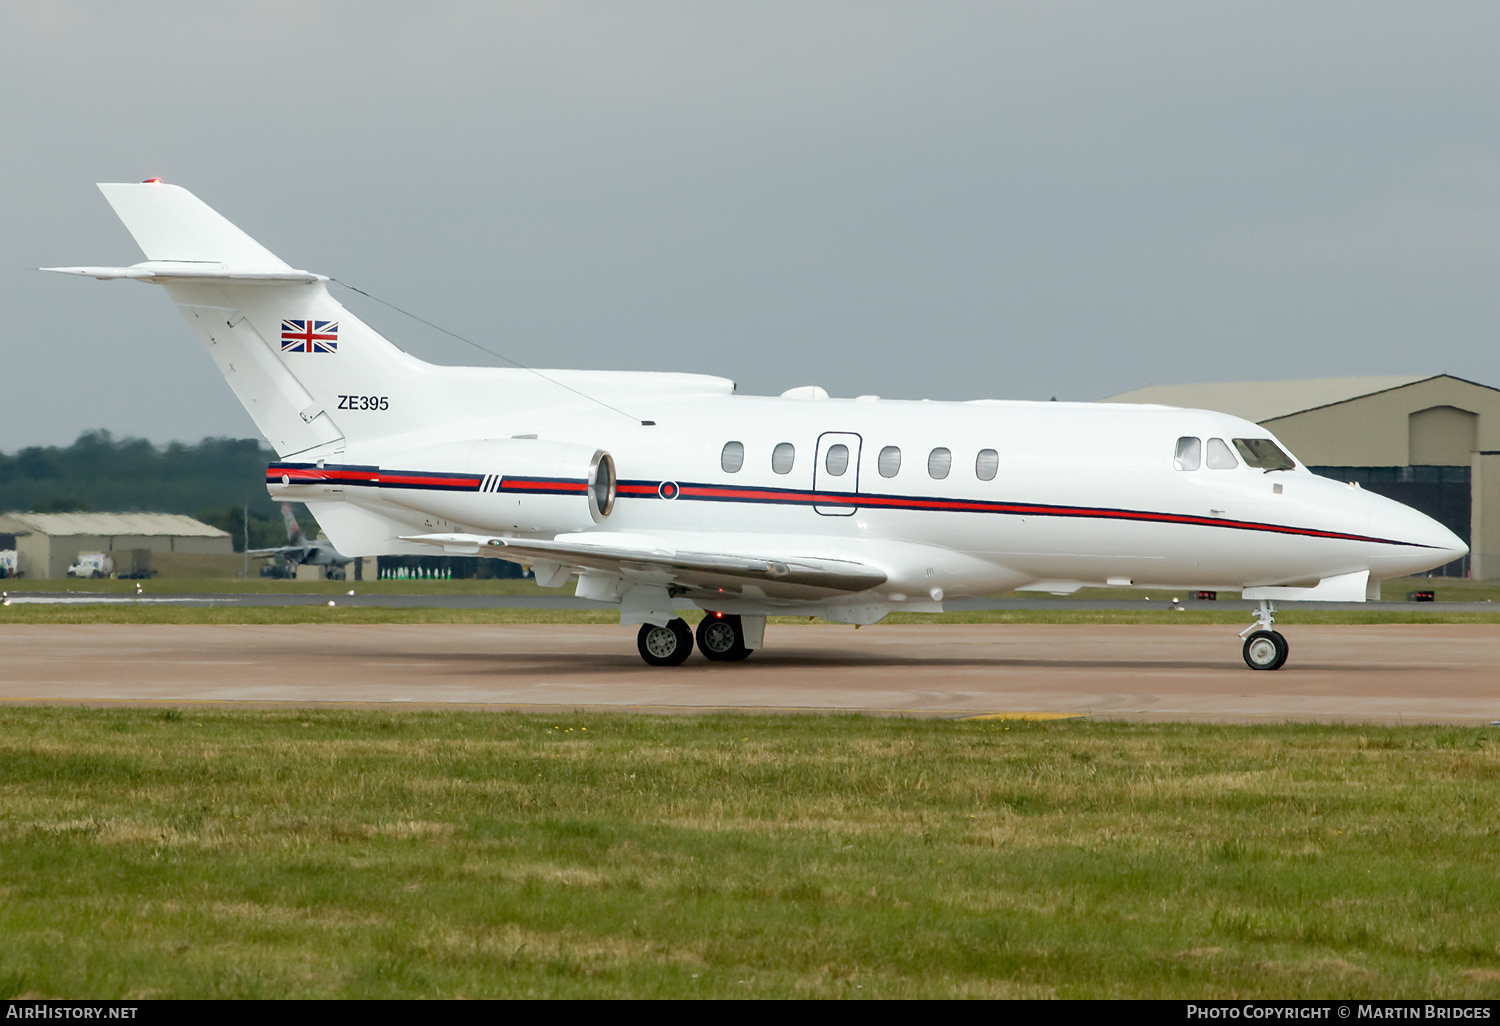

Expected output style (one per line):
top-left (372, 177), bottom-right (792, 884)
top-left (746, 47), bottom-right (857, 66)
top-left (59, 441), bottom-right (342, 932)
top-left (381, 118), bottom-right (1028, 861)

top-left (1242, 630), bottom-right (1289, 671)
top-left (637, 618), bottom-right (694, 666)
top-left (696, 613), bottom-right (751, 662)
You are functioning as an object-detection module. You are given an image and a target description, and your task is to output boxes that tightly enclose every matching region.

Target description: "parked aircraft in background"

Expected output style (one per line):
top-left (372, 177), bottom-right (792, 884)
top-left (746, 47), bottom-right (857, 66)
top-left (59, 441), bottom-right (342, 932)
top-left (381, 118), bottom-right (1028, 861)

top-left (47, 182), bottom-right (1467, 669)
top-left (248, 504), bottom-right (353, 580)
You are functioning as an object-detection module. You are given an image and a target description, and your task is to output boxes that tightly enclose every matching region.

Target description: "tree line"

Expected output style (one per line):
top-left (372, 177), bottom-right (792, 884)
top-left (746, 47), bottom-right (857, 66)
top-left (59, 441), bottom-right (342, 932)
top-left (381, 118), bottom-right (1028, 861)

top-left (0, 431), bottom-right (312, 551)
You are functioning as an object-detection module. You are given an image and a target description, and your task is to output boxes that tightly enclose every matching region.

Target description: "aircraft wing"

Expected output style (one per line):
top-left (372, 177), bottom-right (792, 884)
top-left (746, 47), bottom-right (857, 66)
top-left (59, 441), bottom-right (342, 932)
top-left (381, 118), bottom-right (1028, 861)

top-left (400, 533), bottom-right (887, 597)
top-left (245, 546), bottom-right (301, 559)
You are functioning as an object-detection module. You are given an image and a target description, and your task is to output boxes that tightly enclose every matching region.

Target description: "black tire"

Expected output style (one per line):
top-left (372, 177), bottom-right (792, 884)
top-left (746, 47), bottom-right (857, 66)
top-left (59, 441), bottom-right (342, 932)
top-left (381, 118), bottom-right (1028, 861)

top-left (1242, 629), bottom-right (1289, 671)
top-left (637, 618), bottom-right (694, 666)
top-left (696, 613), bottom-right (751, 662)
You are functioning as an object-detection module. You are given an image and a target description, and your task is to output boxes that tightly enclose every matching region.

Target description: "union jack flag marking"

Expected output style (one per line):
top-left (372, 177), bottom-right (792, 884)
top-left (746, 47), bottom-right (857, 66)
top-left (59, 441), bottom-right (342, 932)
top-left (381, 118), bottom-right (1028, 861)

top-left (281, 319), bottom-right (338, 353)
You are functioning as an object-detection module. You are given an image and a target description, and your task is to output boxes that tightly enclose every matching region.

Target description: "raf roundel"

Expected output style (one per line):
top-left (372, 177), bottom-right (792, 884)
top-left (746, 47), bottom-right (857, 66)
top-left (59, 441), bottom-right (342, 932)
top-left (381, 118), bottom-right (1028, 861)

top-left (658, 481), bottom-right (680, 500)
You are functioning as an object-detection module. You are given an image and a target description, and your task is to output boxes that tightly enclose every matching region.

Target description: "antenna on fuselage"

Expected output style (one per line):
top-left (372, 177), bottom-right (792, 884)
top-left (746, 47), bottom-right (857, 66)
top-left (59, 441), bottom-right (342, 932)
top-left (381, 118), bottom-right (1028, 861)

top-left (328, 278), bottom-right (651, 425)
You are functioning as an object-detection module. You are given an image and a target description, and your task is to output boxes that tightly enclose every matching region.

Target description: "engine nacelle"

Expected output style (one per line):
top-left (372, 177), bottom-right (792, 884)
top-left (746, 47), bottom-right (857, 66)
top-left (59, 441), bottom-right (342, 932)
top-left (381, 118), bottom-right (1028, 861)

top-left (288, 438), bottom-right (617, 537)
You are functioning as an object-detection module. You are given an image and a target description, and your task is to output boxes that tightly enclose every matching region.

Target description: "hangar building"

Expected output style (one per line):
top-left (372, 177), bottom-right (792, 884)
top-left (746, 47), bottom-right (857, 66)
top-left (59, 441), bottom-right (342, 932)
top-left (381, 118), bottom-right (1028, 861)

top-left (0, 512), bottom-right (233, 579)
top-left (1103, 374), bottom-right (1500, 579)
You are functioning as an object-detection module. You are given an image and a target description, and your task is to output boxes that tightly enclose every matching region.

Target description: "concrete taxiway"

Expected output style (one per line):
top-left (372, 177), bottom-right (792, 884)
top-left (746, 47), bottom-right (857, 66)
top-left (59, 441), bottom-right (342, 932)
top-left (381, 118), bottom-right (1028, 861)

top-left (1, 623), bottom-right (1496, 724)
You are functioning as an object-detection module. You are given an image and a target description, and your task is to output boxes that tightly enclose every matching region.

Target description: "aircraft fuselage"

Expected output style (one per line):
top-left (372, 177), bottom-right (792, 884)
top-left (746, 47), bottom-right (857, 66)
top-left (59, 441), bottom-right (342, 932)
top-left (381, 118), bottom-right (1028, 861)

top-left (268, 393), bottom-right (1462, 614)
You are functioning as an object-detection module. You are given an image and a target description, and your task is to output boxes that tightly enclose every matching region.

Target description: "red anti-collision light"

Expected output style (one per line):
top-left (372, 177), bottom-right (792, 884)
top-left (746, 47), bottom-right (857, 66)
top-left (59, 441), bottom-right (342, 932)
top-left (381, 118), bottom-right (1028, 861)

top-left (141, 178), bottom-right (163, 184)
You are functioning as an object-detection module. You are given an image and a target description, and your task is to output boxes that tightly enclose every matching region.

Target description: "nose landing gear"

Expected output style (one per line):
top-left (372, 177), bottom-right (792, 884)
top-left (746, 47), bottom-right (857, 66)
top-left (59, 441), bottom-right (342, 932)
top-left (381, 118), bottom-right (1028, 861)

top-left (1239, 599), bottom-right (1289, 670)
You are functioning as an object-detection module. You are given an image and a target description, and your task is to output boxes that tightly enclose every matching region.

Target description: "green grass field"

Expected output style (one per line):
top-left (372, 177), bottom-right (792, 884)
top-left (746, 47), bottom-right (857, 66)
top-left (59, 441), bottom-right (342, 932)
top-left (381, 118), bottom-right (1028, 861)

top-left (2, 708), bottom-right (1498, 999)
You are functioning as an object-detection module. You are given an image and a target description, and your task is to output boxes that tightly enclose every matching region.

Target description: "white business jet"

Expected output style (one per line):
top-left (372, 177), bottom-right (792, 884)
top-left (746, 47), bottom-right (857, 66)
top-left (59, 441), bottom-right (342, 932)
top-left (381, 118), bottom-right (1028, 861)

top-left (46, 182), bottom-right (1466, 670)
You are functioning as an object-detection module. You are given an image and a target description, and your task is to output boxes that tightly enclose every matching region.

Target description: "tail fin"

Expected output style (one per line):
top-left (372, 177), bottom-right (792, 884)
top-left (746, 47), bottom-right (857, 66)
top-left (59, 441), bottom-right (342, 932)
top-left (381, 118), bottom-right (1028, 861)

top-left (48, 182), bottom-right (439, 459)
top-left (98, 182), bottom-right (293, 269)
top-left (49, 182), bottom-right (698, 461)
top-left (281, 504), bottom-right (306, 546)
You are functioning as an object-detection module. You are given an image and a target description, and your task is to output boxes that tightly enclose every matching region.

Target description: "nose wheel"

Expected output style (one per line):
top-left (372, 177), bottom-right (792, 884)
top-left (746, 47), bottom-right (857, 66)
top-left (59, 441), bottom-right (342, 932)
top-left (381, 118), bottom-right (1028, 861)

top-left (1239, 599), bottom-right (1289, 670)
top-left (1242, 629), bottom-right (1289, 670)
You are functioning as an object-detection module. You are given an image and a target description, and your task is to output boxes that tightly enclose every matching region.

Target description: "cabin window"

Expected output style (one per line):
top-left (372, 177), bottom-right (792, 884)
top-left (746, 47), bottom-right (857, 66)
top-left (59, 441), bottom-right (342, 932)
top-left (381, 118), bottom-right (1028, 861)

top-left (878, 445), bottom-right (902, 478)
top-left (1206, 437), bottom-right (1238, 469)
top-left (1174, 437), bottom-right (1201, 471)
top-left (772, 442), bottom-right (796, 475)
top-left (825, 443), bottom-right (850, 476)
top-left (928, 447), bottom-right (952, 480)
top-left (975, 448), bottom-right (999, 481)
top-left (1233, 438), bottom-right (1295, 471)
top-left (720, 441), bottom-right (744, 473)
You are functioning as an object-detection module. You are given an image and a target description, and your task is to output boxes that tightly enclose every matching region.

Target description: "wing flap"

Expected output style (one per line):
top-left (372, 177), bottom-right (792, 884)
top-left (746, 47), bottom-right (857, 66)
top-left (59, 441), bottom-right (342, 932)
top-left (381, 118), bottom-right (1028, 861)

top-left (400, 533), bottom-right (888, 595)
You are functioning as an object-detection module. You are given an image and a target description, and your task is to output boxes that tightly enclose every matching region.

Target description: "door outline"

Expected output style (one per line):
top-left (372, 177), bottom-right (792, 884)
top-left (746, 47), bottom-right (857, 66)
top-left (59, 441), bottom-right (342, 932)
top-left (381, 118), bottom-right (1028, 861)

top-left (813, 431), bottom-right (862, 516)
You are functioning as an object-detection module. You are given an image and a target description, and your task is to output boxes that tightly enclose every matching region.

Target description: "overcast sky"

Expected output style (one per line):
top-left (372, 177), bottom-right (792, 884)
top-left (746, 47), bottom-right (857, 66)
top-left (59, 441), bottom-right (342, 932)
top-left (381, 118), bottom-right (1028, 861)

top-left (5, 1), bottom-right (1500, 449)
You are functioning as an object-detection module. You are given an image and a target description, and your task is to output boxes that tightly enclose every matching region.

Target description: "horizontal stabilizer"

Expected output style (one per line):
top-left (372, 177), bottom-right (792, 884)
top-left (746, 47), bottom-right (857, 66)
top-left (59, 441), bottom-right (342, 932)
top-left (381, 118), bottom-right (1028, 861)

top-left (41, 262), bottom-right (319, 284)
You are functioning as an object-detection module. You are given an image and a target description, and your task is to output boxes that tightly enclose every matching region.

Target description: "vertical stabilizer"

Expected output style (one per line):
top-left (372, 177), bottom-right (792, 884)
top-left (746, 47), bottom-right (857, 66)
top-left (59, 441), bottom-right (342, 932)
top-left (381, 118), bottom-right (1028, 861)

top-left (64, 182), bottom-right (445, 459)
top-left (280, 504), bottom-right (307, 546)
top-left (98, 183), bottom-right (292, 269)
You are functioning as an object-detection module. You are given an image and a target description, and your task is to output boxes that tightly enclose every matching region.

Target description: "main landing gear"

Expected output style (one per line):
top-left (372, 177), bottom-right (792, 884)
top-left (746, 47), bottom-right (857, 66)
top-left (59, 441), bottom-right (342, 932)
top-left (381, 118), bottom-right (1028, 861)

top-left (1239, 599), bottom-right (1289, 671)
top-left (637, 618), bottom-right (694, 666)
top-left (635, 613), bottom-right (754, 666)
top-left (696, 612), bottom-right (752, 662)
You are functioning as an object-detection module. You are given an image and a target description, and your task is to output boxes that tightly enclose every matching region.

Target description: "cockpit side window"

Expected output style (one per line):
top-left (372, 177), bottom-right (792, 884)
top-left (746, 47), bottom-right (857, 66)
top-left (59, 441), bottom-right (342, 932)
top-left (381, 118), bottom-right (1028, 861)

top-left (1174, 437), bottom-right (1201, 471)
top-left (1206, 437), bottom-right (1238, 469)
top-left (1233, 438), bottom-right (1296, 471)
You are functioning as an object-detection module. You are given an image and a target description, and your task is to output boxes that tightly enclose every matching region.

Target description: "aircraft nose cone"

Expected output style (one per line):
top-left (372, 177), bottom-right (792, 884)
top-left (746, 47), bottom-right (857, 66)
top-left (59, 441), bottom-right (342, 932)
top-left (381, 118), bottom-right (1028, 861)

top-left (1368, 494), bottom-right (1468, 577)
top-left (1434, 528), bottom-right (1469, 568)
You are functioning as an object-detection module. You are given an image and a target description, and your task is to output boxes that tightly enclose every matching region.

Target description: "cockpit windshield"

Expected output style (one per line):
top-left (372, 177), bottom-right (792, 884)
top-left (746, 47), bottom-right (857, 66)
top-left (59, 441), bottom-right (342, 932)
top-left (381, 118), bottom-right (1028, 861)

top-left (1232, 438), bottom-right (1296, 472)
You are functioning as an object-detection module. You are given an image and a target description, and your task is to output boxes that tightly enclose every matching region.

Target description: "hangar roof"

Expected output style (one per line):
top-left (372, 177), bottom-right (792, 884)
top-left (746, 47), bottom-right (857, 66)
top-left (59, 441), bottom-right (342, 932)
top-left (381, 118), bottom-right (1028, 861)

top-left (0, 512), bottom-right (230, 538)
top-left (1098, 374), bottom-right (1453, 423)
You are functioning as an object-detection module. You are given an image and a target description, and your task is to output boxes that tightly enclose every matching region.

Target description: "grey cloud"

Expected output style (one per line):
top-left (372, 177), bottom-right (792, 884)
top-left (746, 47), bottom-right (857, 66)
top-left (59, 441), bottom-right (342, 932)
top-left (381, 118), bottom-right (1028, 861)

top-left (3, 2), bottom-right (1500, 447)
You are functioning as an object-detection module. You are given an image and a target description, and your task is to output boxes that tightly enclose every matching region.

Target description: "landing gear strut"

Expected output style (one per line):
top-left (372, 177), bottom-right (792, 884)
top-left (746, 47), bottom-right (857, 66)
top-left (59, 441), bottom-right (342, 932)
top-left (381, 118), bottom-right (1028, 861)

top-left (637, 618), bottom-right (694, 666)
top-left (1239, 599), bottom-right (1289, 671)
top-left (696, 612), bottom-right (752, 662)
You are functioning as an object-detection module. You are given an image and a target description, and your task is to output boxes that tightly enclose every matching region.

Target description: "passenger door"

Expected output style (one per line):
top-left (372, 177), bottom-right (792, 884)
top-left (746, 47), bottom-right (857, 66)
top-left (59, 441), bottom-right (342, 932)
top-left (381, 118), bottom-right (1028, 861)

top-left (813, 431), bottom-right (862, 516)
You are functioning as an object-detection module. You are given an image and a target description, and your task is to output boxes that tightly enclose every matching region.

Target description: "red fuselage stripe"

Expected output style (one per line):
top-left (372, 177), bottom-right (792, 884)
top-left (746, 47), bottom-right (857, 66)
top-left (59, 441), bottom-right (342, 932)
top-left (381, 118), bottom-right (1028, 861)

top-left (264, 465), bottom-right (1432, 549)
